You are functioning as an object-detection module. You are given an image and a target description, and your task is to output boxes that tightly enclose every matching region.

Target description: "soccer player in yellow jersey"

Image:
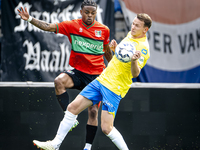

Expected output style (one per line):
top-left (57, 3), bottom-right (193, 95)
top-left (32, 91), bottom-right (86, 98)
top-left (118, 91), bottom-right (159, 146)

top-left (33, 13), bottom-right (152, 150)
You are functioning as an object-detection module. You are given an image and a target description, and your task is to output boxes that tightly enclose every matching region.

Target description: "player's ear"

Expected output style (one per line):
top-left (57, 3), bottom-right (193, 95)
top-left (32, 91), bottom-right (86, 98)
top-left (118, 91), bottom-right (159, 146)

top-left (144, 27), bottom-right (148, 34)
top-left (80, 9), bottom-right (83, 15)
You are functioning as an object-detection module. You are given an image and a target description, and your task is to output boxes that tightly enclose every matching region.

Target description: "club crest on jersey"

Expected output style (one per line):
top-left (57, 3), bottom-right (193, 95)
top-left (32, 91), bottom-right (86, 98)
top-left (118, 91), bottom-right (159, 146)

top-left (141, 49), bottom-right (147, 55)
top-left (95, 30), bottom-right (102, 37)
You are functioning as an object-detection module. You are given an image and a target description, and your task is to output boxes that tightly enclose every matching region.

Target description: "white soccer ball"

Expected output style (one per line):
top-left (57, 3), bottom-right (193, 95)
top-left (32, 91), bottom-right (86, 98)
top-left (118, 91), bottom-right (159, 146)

top-left (115, 42), bottom-right (136, 63)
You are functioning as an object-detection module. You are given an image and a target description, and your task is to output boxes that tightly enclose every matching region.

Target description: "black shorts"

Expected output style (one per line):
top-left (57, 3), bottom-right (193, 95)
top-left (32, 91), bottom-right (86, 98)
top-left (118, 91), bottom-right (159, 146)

top-left (64, 69), bottom-right (99, 90)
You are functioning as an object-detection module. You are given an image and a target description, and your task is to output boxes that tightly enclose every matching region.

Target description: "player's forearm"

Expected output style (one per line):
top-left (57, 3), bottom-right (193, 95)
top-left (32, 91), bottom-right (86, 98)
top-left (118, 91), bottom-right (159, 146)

top-left (131, 60), bottom-right (141, 78)
top-left (104, 49), bottom-right (113, 62)
top-left (30, 18), bottom-right (55, 32)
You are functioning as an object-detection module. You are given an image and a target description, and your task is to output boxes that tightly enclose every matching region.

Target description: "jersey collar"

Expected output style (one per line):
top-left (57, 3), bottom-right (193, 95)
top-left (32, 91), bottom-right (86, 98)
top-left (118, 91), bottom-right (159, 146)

top-left (82, 20), bottom-right (95, 29)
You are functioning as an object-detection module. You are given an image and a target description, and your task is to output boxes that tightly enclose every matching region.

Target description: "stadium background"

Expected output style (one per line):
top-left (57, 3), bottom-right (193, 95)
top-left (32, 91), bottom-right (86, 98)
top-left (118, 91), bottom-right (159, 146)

top-left (1, 0), bottom-right (200, 149)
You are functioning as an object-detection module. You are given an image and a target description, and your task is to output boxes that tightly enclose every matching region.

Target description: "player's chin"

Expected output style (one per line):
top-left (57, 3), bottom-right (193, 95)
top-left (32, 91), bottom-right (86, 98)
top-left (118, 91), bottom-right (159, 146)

top-left (86, 19), bottom-right (93, 25)
top-left (131, 31), bottom-right (135, 35)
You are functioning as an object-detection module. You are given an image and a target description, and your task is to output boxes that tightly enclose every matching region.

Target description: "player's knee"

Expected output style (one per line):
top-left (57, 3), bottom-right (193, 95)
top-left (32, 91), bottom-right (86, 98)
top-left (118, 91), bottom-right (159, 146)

top-left (67, 103), bottom-right (74, 112)
top-left (101, 124), bottom-right (112, 135)
top-left (88, 106), bottom-right (98, 119)
top-left (54, 76), bottom-right (64, 89)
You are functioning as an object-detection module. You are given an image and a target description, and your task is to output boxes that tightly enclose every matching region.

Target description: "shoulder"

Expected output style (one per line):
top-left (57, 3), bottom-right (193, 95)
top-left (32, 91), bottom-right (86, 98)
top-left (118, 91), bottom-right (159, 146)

top-left (95, 21), bottom-right (110, 30)
top-left (73, 18), bottom-right (82, 23)
top-left (136, 36), bottom-right (149, 48)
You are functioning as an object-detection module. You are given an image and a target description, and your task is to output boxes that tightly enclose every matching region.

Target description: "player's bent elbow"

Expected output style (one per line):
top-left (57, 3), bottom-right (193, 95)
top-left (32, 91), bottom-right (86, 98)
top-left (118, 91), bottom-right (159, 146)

top-left (132, 67), bottom-right (141, 78)
top-left (132, 72), bottom-right (140, 78)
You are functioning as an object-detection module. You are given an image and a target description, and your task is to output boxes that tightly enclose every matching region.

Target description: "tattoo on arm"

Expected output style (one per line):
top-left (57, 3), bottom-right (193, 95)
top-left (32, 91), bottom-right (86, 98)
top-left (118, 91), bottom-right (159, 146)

top-left (31, 18), bottom-right (53, 31)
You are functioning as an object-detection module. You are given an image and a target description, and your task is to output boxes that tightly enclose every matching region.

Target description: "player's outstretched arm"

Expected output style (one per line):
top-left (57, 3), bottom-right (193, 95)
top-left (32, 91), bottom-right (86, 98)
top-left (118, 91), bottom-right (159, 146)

top-left (17, 7), bottom-right (56, 32)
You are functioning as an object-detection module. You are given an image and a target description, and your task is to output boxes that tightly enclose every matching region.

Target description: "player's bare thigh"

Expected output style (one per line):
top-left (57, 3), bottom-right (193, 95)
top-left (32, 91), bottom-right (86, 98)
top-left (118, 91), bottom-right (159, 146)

top-left (54, 73), bottom-right (74, 95)
top-left (67, 94), bottom-right (93, 115)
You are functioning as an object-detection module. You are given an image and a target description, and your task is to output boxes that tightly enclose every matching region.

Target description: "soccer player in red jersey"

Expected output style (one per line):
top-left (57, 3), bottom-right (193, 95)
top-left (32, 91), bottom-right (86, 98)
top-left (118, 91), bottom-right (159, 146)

top-left (18, 0), bottom-right (112, 150)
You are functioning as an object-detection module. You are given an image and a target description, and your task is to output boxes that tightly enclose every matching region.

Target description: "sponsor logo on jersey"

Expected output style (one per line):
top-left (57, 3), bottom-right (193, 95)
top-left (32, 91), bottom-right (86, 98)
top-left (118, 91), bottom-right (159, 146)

top-left (138, 56), bottom-right (144, 64)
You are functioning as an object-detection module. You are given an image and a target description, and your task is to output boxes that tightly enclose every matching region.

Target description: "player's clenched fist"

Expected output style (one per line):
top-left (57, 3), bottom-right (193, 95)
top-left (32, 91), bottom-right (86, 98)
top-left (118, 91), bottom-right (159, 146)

top-left (132, 50), bottom-right (141, 61)
top-left (109, 39), bottom-right (118, 52)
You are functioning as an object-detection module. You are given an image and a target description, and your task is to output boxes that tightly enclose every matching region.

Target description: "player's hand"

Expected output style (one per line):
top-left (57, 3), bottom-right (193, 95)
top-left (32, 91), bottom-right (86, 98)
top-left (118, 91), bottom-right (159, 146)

top-left (17, 7), bottom-right (30, 21)
top-left (132, 50), bottom-right (141, 61)
top-left (109, 39), bottom-right (118, 52)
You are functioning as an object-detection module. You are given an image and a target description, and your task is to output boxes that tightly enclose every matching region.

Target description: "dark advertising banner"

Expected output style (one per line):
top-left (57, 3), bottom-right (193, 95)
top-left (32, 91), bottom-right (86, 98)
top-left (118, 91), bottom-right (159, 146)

top-left (1, 0), bottom-right (114, 81)
top-left (1, 85), bottom-right (200, 149)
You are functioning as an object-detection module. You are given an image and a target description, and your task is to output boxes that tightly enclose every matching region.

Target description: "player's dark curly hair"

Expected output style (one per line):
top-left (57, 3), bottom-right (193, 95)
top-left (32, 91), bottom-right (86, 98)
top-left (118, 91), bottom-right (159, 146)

top-left (81, 0), bottom-right (97, 9)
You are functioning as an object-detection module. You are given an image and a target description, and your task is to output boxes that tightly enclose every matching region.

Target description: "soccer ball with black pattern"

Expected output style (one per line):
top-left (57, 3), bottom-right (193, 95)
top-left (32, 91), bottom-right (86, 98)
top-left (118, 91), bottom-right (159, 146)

top-left (115, 42), bottom-right (136, 63)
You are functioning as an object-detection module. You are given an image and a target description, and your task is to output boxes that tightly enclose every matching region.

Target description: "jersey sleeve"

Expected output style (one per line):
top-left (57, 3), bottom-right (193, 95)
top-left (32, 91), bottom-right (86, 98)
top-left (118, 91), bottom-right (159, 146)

top-left (103, 27), bottom-right (110, 46)
top-left (55, 21), bottom-right (71, 38)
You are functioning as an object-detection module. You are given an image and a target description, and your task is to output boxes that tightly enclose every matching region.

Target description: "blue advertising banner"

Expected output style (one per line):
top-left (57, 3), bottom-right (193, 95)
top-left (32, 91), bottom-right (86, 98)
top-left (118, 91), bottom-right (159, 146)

top-left (120, 0), bottom-right (200, 83)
